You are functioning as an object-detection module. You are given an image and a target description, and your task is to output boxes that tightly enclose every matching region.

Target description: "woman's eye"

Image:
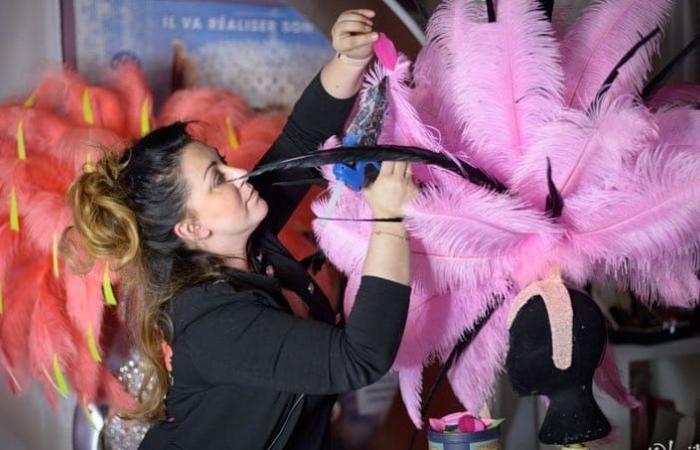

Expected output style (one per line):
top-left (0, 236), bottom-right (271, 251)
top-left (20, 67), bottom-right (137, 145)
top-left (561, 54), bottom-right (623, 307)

top-left (214, 171), bottom-right (225, 186)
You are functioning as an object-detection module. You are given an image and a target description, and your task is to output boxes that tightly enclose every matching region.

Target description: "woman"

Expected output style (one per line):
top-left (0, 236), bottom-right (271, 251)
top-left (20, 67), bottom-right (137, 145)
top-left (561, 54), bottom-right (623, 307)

top-left (65, 9), bottom-right (416, 450)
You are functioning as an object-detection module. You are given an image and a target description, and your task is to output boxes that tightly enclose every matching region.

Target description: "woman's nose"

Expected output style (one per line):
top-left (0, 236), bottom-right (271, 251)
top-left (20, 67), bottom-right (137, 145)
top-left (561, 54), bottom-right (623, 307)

top-left (221, 164), bottom-right (248, 187)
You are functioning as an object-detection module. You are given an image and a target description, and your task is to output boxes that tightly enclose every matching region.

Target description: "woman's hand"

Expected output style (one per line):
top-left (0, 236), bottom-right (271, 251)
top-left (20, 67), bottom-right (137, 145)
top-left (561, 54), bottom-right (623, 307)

top-left (363, 161), bottom-right (418, 218)
top-left (331, 9), bottom-right (379, 60)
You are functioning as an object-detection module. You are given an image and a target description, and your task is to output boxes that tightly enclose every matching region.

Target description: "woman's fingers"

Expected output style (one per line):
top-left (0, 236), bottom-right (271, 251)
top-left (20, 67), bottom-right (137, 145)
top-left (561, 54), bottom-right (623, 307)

top-left (333, 20), bottom-right (372, 36)
top-left (380, 161), bottom-right (396, 176)
top-left (338, 33), bottom-right (378, 53)
top-left (393, 161), bottom-right (408, 177)
top-left (339, 9), bottom-right (375, 22)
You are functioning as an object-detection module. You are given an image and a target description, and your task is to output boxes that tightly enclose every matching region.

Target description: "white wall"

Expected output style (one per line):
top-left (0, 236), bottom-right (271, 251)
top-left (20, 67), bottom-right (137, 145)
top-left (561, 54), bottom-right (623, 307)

top-left (0, 0), bottom-right (63, 101)
top-left (0, 3), bottom-right (73, 449)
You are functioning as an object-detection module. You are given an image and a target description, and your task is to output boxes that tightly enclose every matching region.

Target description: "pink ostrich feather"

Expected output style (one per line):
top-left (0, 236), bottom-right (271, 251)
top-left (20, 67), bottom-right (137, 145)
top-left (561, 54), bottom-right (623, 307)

top-left (0, 253), bottom-right (46, 392)
top-left (28, 268), bottom-right (77, 408)
top-left (447, 302), bottom-right (510, 416)
top-left (655, 107), bottom-right (700, 151)
top-left (34, 67), bottom-right (126, 134)
top-left (566, 146), bottom-right (700, 262)
top-left (405, 184), bottom-right (561, 293)
top-left (104, 60), bottom-right (154, 139)
top-left (426, 0), bottom-right (563, 184)
top-left (0, 107), bottom-right (70, 157)
top-left (52, 126), bottom-right (125, 174)
top-left (23, 191), bottom-right (73, 254)
top-left (561, 0), bottom-right (673, 110)
top-left (565, 146), bottom-right (700, 307)
top-left (411, 36), bottom-right (465, 163)
top-left (64, 262), bottom-right (106, 341)
top-left (512, 97), bottom-right (659, 209)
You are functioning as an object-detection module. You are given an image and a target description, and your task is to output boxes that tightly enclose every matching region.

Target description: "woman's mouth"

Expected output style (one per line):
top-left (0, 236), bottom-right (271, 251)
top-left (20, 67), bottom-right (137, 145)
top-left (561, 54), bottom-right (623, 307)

top-left (246, 190), bottom-right (258, 204)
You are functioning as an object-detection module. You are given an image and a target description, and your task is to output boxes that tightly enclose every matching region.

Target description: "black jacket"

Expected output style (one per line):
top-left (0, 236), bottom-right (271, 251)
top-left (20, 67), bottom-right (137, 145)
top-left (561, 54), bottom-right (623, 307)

top-left (138, 72), bottom-right (411, 450)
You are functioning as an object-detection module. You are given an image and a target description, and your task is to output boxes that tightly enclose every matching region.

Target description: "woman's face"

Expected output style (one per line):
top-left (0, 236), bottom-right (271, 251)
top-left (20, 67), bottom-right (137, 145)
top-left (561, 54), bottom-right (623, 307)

top-left (175, 141), bottom-right (268, 255)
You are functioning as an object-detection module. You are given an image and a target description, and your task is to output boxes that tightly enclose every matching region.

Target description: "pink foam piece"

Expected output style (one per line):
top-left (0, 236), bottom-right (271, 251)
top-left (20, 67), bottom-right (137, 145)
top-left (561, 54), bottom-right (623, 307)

top-left (372, 32), bottom-right (397, 71)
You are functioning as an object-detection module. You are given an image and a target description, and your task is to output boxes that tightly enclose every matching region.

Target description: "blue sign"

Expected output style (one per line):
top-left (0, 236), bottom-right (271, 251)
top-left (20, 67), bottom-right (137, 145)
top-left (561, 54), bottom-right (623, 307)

top-left (72, 0), bottom-right (333, 108)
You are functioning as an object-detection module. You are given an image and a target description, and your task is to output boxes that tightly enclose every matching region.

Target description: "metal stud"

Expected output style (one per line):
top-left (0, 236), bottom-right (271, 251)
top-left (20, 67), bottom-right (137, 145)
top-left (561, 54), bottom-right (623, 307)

top-left (265, 265), bottom-right (275, 277)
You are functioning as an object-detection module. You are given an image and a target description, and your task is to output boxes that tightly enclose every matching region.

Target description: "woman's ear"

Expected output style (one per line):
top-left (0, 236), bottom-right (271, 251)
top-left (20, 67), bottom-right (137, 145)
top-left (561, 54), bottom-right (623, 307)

top-left (174, 218), bottom-right (211, 242)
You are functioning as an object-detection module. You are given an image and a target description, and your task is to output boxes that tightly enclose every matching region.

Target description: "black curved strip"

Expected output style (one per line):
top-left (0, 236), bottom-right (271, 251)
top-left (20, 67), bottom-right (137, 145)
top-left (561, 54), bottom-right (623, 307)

top-left (271, 177), bottom-right (327, 187)
top-left (486, 0), bottom-right (496, 22)
top-left (243, 145), bottom-right (507, 193)
top-left (587, 27), bottom-right (661, 113)
top-left (642, 33), bottom-right (700, 100)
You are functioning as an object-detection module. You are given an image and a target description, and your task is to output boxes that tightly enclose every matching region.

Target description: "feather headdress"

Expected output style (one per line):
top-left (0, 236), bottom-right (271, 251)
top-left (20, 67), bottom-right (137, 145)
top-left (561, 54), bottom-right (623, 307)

top-left (245, 0), bottom-right (700, 431)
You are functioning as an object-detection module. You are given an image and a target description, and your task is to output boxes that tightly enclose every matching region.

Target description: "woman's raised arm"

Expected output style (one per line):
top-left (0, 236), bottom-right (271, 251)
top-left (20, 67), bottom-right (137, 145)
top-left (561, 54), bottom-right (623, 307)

top-left (250, 9), bottom-right (379, 235)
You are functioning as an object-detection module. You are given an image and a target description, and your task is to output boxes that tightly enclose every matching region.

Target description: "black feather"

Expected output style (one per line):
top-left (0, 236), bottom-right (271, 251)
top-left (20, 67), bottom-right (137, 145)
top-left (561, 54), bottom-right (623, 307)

top-left (544, 157), bottom-right (564, 218)
top-left (537, 0), bottom-right (555, 21)
top-left (587, 27), bottom-right (661, 114)
top-left (486, 0), bottom-right (496, 22)
top-left (271, 178), bottom-right (327, 187)
top-left (242, 145), bottom-right (507, 193)
top-left (642, 33), bottom-right (700, 100)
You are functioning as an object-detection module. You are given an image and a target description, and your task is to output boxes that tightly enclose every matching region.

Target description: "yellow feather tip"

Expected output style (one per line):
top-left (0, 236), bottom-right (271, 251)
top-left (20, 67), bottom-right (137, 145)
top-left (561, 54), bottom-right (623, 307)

top-left (52, 354), bottom-right (69, 397)
top-left (52, 232), bottom-right (60, 278)
top-left (102, 264), bottom-right (117, 306)
top-left (82, 88), bottom-right (94, 125)
top-left (87, 324), bottom-right (102, 363)
top-left (23, 91), bottom-right (36, 108)
top-left (140, 97), bottom-right (151, 136)
top-left (10, 187), bottom-right (19, 232)
top-left (17, 120), bottom-right (26, 160)
top-left (226, 116), bottom-right (239, 150)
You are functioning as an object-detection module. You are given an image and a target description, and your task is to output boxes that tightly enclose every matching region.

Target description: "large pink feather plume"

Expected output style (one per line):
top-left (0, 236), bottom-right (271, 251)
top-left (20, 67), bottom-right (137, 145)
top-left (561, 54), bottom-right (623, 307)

top-left (104, 60), bottom-right (154, 139)
top-left (157, 86), bottom-right (253, 159)
top-left (0, 107), bottom-right (70, 157)
top-left (28, 267), bottom-right (77, 409)
top-left (655, 107), bottom-right (700, 151)
top-left (426, 0), bottom-right (563, 184)
top-left (51, 126), bottom-right (125, 174)
top-left (411, 37), bottom-right (462, 159)
top-left (561, 0), bottom-right (673, 109)
top-left (63, 262), bottom-right (108, 402)
top-left (566, 147), bottom-right (700, 306)
top-left (34, 66), bottom-right (126, 134)
top-left (447, 303), bottom-right (510, 416)
top-left (405, 184), bottom-right (561, 292)
top-left (0, 253), bottom-right (45, 392)
top-left (512, 97), bottom-right (658, 209)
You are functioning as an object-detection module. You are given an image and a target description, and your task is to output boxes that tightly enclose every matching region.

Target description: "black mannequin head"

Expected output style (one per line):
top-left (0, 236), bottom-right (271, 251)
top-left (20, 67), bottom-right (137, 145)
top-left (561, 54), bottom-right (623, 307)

top-left (506, 288), bottom-right (611, 445)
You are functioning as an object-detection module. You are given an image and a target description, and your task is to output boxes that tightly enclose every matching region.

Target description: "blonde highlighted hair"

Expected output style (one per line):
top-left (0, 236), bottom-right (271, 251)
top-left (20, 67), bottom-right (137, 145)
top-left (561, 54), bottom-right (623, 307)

top-left (62, 122), bottom-right (241, 422)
